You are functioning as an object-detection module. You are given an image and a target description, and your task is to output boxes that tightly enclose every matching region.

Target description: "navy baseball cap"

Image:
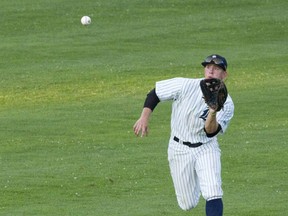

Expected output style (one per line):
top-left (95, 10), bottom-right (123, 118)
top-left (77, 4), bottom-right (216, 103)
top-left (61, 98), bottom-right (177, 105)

top-left (201, 54), bottom-right (228, 71)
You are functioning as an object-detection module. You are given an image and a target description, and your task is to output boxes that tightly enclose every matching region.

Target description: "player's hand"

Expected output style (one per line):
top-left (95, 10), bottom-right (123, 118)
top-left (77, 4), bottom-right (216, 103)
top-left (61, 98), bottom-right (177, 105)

top-left (133, 108), bottom-right (152, 137)
top-left (133, 118), bottom-right (149, 137)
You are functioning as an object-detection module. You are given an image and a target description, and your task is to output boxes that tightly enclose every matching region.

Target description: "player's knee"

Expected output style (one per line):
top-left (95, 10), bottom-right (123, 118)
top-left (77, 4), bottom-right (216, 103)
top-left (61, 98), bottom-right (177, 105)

top-left (177, 198), bottom-right (199, 211)
top-left (178, 202), bottom-right (197, 211)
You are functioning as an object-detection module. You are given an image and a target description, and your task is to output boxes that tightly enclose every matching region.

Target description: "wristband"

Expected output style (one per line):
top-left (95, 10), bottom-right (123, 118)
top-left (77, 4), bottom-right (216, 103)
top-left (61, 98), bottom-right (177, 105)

top-left (210, 111), bottom-right (217, 116)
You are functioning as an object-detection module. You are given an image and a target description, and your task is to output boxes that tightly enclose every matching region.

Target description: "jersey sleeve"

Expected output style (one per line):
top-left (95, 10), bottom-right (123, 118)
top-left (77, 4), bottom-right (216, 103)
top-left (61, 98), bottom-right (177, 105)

top-left (155, 77), bottom-right (185, 101)
top-left (217, 95), bottom-right (234, 134)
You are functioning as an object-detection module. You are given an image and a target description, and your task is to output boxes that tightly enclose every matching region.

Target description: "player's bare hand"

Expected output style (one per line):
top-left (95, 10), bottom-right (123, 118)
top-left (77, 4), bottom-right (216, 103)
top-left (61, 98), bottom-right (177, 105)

top-left (133, 108), bottom-right (152, 137)
top-left (133, 118), bottom-right (149, 137)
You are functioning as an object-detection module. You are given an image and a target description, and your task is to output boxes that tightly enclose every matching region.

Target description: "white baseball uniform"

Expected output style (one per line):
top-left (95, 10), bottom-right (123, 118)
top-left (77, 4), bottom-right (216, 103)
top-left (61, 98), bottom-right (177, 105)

top-left (155, 77), bottom-right (234, 210)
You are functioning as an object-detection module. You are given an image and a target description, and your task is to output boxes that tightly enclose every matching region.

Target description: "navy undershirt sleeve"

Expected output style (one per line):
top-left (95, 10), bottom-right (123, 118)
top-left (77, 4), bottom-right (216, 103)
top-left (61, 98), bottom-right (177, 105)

top-left (204, 124), bottom-right (222, 138)
top-left (143, 88), bottom-right (160, 111)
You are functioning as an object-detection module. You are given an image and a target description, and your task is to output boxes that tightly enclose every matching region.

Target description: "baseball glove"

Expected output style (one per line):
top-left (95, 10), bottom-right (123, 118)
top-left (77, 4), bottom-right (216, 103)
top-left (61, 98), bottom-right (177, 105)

top-left (200, 78), bottom-right (228, 111)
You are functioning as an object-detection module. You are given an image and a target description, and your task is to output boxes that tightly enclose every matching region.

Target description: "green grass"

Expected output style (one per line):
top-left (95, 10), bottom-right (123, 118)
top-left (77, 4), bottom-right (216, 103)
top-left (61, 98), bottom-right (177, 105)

top-left (0, 0), bottom-right (287, 215)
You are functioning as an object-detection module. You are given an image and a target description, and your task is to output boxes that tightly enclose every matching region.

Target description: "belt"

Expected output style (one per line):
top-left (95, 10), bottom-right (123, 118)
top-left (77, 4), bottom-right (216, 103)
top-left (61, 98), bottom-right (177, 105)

top-left (173, 136), bottom-right (203, 148)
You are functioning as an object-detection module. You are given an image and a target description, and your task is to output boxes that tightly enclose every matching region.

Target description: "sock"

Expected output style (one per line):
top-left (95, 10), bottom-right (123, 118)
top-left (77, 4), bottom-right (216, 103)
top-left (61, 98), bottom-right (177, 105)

top-left (206, 198), bottom-right (223, 216)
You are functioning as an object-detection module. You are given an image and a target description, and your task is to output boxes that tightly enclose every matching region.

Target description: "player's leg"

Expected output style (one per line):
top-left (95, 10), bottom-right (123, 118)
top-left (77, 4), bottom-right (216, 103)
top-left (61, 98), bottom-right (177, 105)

top-left (168, 142), bottom-right (201, 210)
top-left (206, 198), bottom-right (223, 216)
top-left (195, 147), bottom-right (223, 215)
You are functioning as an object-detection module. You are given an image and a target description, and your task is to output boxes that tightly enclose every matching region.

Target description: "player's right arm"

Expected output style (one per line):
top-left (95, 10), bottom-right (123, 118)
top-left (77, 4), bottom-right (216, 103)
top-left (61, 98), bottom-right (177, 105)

top-left (133, 88), bottom-right (160, 137)
top-left (133, 107), bottom-right (152, 137)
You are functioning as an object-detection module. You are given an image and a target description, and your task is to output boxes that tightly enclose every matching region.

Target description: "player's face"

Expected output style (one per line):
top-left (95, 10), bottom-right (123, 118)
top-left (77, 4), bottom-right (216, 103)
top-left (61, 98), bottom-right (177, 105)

top-left (204, 64), bottom-right (227, 80)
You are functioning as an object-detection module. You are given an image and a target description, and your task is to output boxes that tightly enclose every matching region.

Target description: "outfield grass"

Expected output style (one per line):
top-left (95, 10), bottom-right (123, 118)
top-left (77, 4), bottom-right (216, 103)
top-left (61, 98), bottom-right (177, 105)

top-left (0, 0), bottom-right (287, 215)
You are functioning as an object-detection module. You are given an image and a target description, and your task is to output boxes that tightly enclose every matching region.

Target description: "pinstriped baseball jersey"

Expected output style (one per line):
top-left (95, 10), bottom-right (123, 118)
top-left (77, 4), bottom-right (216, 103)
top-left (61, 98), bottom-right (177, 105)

top-left (155, 77), bottom-right (234, 143)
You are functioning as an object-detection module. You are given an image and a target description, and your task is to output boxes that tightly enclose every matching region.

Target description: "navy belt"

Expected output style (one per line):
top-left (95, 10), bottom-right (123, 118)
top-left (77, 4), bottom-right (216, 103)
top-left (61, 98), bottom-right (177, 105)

top-left (173, 136), bottom-right (203, 148)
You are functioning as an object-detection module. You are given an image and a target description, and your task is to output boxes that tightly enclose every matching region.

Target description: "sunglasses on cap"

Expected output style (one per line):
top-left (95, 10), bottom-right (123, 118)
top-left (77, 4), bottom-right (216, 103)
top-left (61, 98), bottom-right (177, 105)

top-left (201, 55), bottom-right (227, 71)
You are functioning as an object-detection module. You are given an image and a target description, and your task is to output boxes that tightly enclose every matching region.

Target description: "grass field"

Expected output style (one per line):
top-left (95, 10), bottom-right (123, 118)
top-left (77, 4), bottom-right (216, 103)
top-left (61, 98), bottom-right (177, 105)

top-left (0, 0), bottom-right (287, 215)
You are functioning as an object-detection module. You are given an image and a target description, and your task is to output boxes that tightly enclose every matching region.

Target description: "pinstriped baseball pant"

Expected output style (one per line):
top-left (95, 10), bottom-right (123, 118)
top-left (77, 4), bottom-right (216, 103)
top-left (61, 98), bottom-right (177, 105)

top-left (168, 139), bottom-right (223, 211)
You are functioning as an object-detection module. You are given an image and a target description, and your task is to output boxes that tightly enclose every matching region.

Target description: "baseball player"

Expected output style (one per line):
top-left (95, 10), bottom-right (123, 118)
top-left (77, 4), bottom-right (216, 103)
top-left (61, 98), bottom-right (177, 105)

top-left (133, 54), bottom-right (234, 216)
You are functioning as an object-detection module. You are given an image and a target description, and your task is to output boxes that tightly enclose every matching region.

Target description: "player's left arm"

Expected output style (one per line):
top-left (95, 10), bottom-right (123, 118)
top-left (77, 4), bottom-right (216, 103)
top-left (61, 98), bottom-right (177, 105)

top-left (205, 97), bottom-right (234, 137)
top-left (204, 108), bottom-right (222, 137)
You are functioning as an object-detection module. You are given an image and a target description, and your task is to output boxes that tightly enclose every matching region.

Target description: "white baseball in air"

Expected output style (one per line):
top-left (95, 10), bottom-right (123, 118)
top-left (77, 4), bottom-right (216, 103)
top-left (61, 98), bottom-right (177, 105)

top-left (81, 16), bottom-right (91, 25)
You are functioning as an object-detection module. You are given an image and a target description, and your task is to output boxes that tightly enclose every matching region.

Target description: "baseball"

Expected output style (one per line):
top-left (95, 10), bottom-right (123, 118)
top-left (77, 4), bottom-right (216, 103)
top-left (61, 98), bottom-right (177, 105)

top-left (81, 16), bottom-right (91, 25)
